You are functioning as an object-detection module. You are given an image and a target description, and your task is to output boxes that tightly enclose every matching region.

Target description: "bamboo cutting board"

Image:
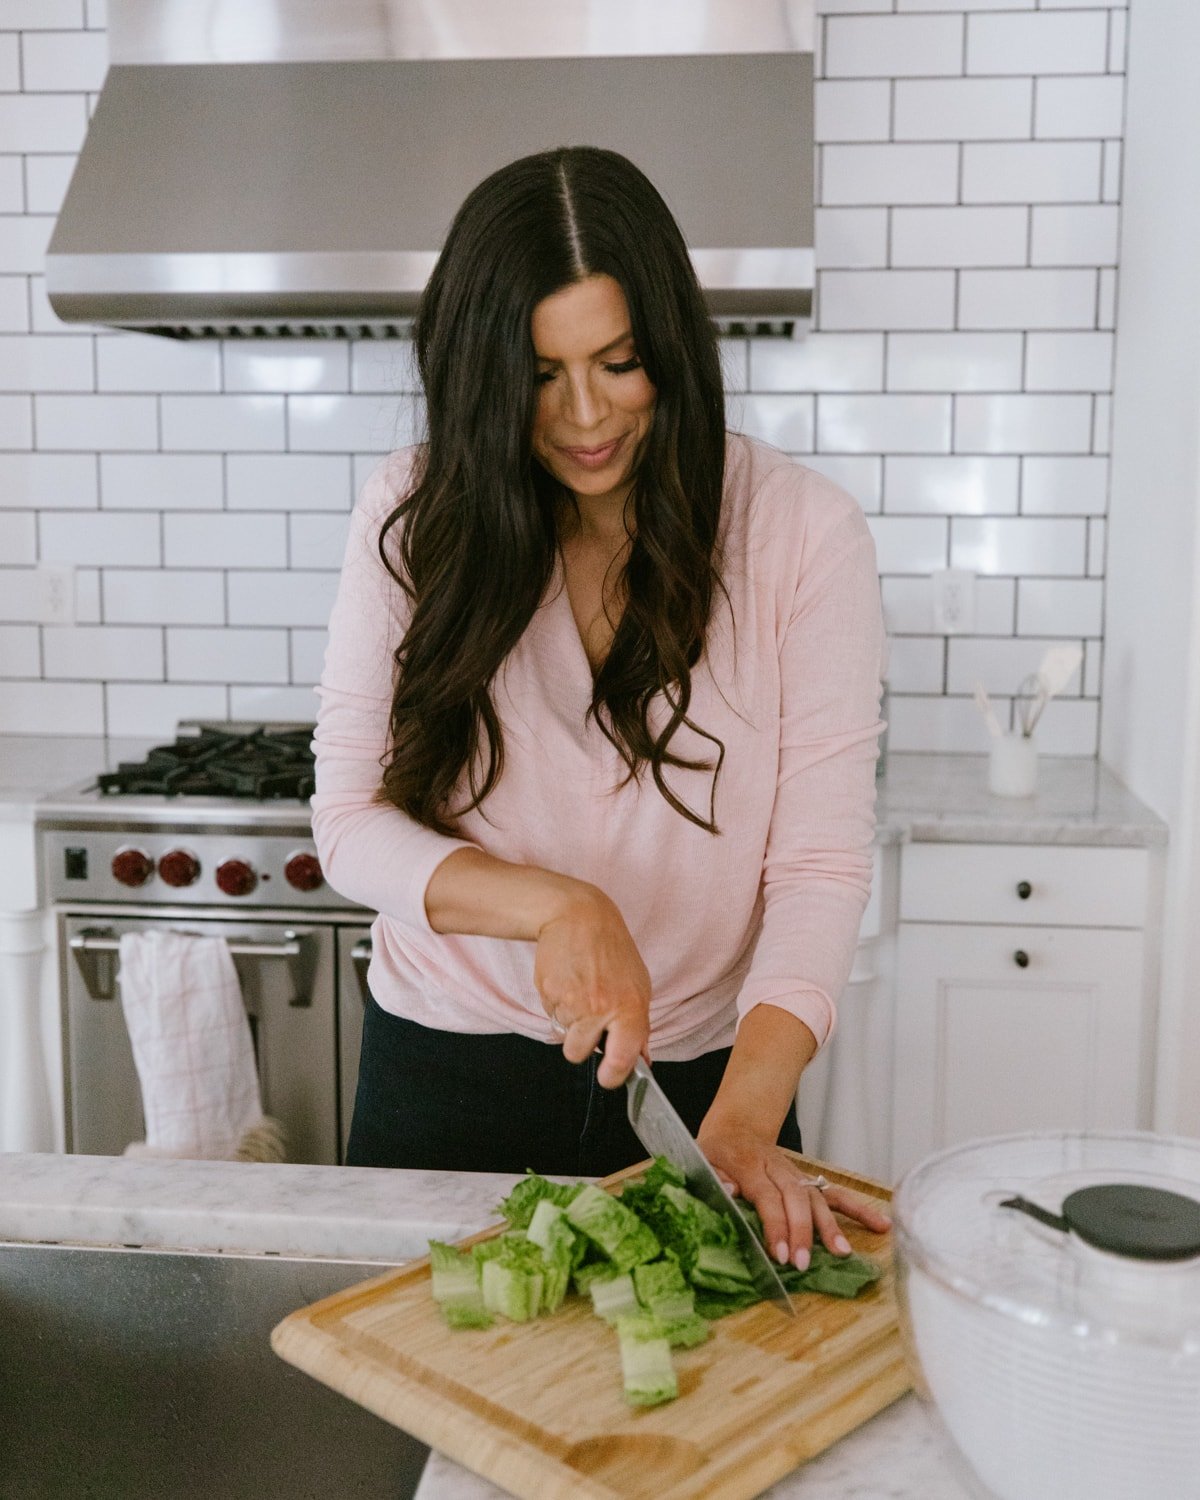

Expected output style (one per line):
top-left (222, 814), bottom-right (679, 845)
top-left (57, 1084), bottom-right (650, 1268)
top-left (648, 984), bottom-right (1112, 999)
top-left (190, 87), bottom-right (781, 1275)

top-left (271, 1152), bottom-right (909, 1500)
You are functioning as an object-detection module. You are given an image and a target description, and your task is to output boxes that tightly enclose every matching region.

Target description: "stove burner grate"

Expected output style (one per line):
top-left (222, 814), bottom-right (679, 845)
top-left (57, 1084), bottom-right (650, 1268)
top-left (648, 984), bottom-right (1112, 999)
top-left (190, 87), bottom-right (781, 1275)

top-left (97, 725), bottom-right (316, 801)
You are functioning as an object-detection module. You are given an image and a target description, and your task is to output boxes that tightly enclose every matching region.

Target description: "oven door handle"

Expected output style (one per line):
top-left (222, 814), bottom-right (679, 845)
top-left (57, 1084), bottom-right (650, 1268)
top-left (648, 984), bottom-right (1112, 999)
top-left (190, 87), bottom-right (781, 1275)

top-left (69, 928), bottom-right (310, 1005)
top-left (350, 938), bottom-right (373, 1006)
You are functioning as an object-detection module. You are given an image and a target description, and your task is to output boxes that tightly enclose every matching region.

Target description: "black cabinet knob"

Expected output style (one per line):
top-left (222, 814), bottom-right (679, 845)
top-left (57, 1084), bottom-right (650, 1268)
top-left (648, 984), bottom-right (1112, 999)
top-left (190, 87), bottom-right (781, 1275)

top-left (1016, 881), bottom-right (1032, 900)
top-left (1014, 949), bottom-right (1030, 968)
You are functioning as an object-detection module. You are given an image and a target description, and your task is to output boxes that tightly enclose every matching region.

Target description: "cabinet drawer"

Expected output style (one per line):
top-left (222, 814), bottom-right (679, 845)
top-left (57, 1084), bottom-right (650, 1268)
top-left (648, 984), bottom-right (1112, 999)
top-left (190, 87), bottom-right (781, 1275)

top-left (899, 843), bottom-right (1148, 928)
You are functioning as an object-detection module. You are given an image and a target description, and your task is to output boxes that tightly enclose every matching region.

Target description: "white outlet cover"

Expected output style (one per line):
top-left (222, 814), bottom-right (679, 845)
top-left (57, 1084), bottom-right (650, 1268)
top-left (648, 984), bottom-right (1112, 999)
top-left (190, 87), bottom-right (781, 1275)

top-left (931, 568), bottom-right (976, 634)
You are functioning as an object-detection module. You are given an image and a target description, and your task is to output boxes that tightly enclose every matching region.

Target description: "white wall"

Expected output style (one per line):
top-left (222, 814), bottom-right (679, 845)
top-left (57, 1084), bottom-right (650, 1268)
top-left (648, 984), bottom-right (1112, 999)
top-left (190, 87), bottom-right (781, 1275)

top-left (1102, 0), bottom-right (1200, 1134)
top-left (1, 1), bottom-right (1128, 753)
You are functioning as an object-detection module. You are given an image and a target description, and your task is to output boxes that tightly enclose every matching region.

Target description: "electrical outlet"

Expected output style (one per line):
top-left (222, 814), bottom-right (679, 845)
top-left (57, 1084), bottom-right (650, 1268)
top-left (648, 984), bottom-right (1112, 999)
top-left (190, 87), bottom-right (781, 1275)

top-left (931, 568), bottom-right (975, 634)
top-left (36, 565), bottom-right (76, 625)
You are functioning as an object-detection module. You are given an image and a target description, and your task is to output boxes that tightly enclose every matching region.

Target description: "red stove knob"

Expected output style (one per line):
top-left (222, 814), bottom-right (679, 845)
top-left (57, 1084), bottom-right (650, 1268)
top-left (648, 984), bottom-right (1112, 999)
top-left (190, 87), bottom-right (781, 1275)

top-left (215, 858), bottom-right (257, 898)
top-left (158, 848), bottom-right (200, 888)
top-left (284, 851), bottom-right (324, 892)
top-left (111, 847), bottom-right (154, 887)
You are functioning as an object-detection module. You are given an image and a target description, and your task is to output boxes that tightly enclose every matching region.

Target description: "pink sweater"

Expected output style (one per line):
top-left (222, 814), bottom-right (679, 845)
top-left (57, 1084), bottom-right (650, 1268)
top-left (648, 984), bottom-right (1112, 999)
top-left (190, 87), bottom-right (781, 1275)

top-left (311, 433), bottom-right (885, 1062)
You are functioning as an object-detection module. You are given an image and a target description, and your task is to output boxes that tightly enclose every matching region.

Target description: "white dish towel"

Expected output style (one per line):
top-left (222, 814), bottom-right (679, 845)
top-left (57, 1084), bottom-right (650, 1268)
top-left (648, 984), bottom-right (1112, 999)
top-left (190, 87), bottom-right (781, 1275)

top-left (117, 930), bottom-right (270, 1161)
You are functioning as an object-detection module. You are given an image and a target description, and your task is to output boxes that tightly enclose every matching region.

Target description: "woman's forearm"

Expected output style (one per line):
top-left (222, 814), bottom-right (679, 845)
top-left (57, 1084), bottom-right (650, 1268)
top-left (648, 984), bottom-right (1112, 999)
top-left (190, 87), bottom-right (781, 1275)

top-left (423, 846), bottom-right (603, 940)
top-left (702, 1004), bottom-right (819, 1141)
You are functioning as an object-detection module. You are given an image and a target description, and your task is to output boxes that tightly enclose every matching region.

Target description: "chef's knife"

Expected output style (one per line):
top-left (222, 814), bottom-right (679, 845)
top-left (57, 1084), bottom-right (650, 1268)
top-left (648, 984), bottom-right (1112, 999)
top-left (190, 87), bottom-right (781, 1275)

top-left (624, 1054), bottom-right (795, 1317)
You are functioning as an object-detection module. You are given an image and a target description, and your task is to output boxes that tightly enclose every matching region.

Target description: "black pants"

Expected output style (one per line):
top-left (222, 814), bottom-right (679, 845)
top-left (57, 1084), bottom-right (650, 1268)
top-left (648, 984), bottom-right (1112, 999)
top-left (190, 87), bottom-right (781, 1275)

top-left (346, 995), bottom-right (802, 1177)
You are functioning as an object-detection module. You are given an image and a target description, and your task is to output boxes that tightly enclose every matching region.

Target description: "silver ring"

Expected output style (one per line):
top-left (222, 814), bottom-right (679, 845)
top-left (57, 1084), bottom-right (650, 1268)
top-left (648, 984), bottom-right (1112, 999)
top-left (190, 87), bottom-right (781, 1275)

top-left (804, 1174), bottom-right (830, 1193)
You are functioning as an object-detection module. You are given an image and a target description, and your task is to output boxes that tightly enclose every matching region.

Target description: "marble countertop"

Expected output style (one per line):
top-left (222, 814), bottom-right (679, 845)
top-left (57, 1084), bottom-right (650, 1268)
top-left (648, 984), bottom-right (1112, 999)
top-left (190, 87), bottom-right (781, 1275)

top-left (0, 1151), bottom-right (975, 1500)
top-left (0, 733), bottom-right (1167, 847)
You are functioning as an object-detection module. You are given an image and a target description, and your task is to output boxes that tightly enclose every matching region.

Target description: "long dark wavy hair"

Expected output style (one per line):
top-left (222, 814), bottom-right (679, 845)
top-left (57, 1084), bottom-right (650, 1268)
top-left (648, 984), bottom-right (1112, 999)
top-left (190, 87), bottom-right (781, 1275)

top-left (377, 145), bottom-right (728, 835)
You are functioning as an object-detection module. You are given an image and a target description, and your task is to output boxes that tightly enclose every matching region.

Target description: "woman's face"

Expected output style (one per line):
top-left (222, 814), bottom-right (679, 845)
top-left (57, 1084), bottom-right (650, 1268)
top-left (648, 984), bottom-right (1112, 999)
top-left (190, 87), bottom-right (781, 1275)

top-left (530, 274), bottom-right (657, 511)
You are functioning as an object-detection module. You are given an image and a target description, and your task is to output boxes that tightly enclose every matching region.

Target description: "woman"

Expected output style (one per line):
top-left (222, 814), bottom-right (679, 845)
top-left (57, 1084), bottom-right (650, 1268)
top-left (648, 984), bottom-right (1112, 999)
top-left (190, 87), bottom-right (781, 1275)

top-left (313, 145), bottom-right (890, 1269)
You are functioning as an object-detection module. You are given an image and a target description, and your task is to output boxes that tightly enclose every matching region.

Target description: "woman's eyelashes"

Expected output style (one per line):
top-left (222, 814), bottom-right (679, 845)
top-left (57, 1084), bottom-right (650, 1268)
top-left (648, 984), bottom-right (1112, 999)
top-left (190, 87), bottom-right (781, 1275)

top-left (534, 355), bottom-right (644, 385)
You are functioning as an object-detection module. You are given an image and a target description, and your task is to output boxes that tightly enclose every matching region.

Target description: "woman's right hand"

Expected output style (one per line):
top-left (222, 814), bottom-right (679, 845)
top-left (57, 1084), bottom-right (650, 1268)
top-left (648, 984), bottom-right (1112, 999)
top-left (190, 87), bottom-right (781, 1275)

top-left (534, 886), bottom-right (651, 1089)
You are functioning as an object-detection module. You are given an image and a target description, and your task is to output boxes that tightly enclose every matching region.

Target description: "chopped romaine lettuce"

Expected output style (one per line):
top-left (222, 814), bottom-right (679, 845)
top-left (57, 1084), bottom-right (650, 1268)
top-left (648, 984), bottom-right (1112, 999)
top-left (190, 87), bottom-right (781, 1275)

top-left (617, 1325), bottom-right (677, 1407)
top-left (566, 1184), bottom-right (660, 1272)
top-left (590, 1272), bottom-right (638, 1323)
top-left (498, 1171), bottom-right (581, 1230)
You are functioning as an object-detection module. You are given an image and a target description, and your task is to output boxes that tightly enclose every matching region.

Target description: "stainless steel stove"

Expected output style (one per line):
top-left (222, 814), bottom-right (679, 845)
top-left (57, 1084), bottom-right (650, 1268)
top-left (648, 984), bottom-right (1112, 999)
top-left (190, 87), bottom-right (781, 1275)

top-left (37, 723), bottom-right (372, 1166)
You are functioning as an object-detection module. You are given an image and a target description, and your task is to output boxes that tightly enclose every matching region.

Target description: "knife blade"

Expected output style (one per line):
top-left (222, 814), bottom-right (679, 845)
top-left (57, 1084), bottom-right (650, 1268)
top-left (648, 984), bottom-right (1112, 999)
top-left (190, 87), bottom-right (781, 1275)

top-left (623, 1054), bottom-right (795, 1317)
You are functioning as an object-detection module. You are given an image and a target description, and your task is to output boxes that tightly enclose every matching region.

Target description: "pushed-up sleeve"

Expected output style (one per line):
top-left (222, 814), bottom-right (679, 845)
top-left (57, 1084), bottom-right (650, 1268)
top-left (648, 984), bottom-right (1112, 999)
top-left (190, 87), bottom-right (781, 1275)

top-left (735, 501), bottom-right (885, 1050)
top-left (310, 454), bottom-right (479, 928)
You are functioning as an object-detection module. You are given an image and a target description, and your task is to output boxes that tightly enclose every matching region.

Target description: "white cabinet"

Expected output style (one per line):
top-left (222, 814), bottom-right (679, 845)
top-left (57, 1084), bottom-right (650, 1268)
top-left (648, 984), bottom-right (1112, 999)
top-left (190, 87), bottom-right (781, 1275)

top-left (891, 843), bottom-right (1153, 1181)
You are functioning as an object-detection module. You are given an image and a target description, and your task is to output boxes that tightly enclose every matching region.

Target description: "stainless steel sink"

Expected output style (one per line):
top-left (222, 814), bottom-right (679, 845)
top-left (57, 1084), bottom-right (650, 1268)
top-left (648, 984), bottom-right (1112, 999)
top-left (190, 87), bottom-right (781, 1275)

top-left (0, 1241), bottom-right (429, 1500)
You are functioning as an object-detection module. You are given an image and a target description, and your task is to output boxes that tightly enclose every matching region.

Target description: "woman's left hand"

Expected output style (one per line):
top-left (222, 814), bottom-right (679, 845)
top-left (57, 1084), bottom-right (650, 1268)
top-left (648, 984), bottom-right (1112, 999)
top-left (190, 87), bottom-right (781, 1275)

top-left (695, 1121), bottom-right (891, 1271)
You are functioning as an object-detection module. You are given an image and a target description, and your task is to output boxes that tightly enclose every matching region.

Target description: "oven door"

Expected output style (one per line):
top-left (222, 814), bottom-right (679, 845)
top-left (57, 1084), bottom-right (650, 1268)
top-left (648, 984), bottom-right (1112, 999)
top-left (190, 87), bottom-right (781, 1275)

top-left (60, 909), bottom-right (339, 1165)
top-left (336, 923), bottom-right (373, 1163)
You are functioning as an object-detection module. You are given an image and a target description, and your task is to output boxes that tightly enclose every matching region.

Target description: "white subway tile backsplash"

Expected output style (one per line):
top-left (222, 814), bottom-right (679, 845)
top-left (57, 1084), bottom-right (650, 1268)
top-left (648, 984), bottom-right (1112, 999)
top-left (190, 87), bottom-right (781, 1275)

top-left (1035, 76), bottom-right (1124, 140)
top-left (0, 95), bottom-right (88, 153)
top-left (103, 570), bottom-right (225, 626)
top-left (227, 454), bottom-right (352, 512)
top-left (1023, 695), bottom-right (1098, 755)
top-left (43, 624), bottom-right (161, 680)
top-left (20, 29), bottom-right (108, 91)
top-left (1029, 204), bottom-right (1119, 265)
top-left (750, 334), bottom-right (883, 393)
top-left (1017, 577), bottom-right (1102, 637)
top-left (163, 513), bottom-right (287, 570)
top-left (0, 568), bottom-right (39, 622)
top-left (814, 80), bottom-right (891, 142)
top-left (897, 0), bottom-right (1033, 9)
top-left (813, 208), bottom-right (889, 269)
top-left (825, 14), bottom-right (965, 78)
top-left (883, 575), bottom-right (1014, 635)
top-left (349, 340), bottom-right (420, 395)
top-left (0, 276), bottom-right (28, 333)
top-left (85, 0), bottom-right (107, 26)
top-left (958, 270), bottom-right (1097, 331)
top-left (287, 393), bottom-right (417, 454)
top-left (1025, 332), bottom-right (1113, 392)
top-left (28, 275), bottom-right (74, 334)
top-left (894, 78), bottom-right (1032, 141)
top-left (961, 142), bottom-right (1101, 204)
top-left (224, 341), bottom-right (350, 395)
top-left (822, 144), bottom-right (959, 206)
top-left (0, 334), bottom-right (93, 391)
top-left (100, 453), bottom-right (223, 510)
top-left (289, 628), bottom-right (328, 686)
top-left (865, 516), bottom-right (949, 574)
top-left (719, 339), bottom-right (749, 394)
top-left (40, 509), bottom-right (159, 567)
top-left (72, 566), bottom-right (99, 622)
top-left (965, 11), bottom-right (1108, 75)
top-left (819, 393), bottom-right (951, 454)
top-left (0, 624), bottom-right (38, 677)
top-left (0, 156), bottom-right (22, 212)
top-left (885, 694), bottom-right (993, 755)
top-left (229, 684), bottom-right (319, 720)
top-left (886, 635), bottom-right (945, 693)
top-left (733, 395), bottom-right (814, 452)
top-left (0, 214), bottom-right (54, 274)
top-left (1101, 141), bottom-right (1122, 204)
top-left (951, 517), bottom-right (1087, 576)
top-left (818, 271), bottom-right (956, 331)
top-left (0, 452), bottom-right (96, 508)
top-left (885, 454), bottom-right (1019, 514)
top-left (0, 510), bottom-right (36, 564)
top-left (105, 682), bottom-right (228, 737)
top-left (23, 155), bottom-right (77, 215)
top-left (0, 1), bottom-right (85, 27)
top-left (97, 334), bottom-right (220, 393)
top-left (166, 627), bottom-right (288, 684)
top-left (947, 635), bottom-right (1083, 696)
top-left (288, 513), bottom-right (352, 571)
top-left (1108, 10), bottom-right (1127, 73)
top-left (803, 455), bottom-right (882, 511)
top-left (956, 394), bottom-right (1092, 454)
top-left (1084, 637), bottom-right (1102, 698)
top-left (887, 333), bottom-right (1023, 392)
top-left (0, 680), bottom-right (104, 735)
top-left (1093, 393), bottom-right (1111, 455)
top-left (36, 394), bottom-right (157, 451)
top-left (890, 207), bottom-right (1028, 269)
top-left (1097, 267), bottom-right (1116, 329)
top-left (0, 395), bottom-right (32, 449)
top-left (227, 571), bottom-right (340, 627)
top-left (1088, 517), bottom-right (1106, 577)
top-left (1022, 455), bottom-right (1108, 515)
top-left (161, 395), bottom-right (285, 452)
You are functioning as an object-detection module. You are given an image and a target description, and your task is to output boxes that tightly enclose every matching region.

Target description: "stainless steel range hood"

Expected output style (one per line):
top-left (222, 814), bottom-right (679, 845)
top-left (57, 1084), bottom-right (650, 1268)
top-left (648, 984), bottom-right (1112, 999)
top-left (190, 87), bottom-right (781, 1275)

top-left (46, 1), bottom-right (815, 340)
